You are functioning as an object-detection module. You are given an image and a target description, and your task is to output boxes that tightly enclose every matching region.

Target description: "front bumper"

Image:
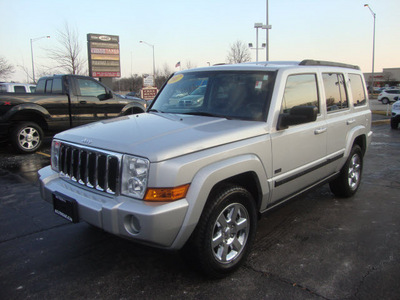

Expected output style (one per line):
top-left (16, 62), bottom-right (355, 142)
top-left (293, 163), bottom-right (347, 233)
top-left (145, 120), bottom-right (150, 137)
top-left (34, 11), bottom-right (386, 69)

top-left (38, 166), bottom-right (188, 249)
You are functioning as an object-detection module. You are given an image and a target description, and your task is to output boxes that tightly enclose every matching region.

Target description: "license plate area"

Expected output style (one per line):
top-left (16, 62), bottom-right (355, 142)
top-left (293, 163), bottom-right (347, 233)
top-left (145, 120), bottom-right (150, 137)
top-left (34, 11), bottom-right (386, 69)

top-left (53, 192), bottom-right (79, 223)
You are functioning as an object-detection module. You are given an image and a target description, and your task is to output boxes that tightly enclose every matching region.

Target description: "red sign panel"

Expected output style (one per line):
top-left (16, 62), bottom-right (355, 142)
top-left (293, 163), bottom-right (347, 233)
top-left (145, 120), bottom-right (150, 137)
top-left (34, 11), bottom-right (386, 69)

top-left (141, 88), bottom-right (158, 100)
top-left (92, 71), bottom-right (121, 77)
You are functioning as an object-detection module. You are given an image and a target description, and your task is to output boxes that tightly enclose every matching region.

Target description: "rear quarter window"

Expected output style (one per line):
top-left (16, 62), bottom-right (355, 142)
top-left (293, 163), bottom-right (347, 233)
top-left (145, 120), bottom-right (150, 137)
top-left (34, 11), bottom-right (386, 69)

top-left (13, 86), bottom-right (27, 93)
top-left (348, 74), bottom-right (366, 107)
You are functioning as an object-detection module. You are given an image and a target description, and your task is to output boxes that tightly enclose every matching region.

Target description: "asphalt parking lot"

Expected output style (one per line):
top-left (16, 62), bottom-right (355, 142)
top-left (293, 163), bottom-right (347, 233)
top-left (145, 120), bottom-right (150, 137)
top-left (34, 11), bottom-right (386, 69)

top-left (0, 119), bottom-right (399, 299)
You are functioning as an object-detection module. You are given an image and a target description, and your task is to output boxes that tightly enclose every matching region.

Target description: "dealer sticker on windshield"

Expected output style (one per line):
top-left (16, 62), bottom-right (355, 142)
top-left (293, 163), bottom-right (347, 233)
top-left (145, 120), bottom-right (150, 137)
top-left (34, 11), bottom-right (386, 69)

top-left (168, 74), bottom-right (184, 84)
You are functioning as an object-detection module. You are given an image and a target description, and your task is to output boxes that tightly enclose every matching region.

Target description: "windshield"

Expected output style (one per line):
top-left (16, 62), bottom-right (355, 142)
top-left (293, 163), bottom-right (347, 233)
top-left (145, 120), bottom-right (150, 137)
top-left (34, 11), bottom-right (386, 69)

top-left (151, 70), bottom-right (276, 121)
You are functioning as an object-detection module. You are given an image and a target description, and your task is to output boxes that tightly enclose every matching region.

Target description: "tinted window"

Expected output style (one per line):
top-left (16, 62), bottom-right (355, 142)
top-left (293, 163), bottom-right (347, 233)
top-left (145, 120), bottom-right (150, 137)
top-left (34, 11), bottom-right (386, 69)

top-left (36, 79), bottom-right (45, 93)
top-left (14, 86), bottom-right (26, 93)
top-left (45, 79), bottom-right (53, 94)
top-left (348, 74), bottom-right (366, 107)
top-left (52, 78), bottom-right (63, 94)
top-left (77, 78), bottom-right (106, 97)
top-left (323, 73), bottom-right (348, 112)
top-left (281, 74), bottom-right (319, 113)
top-left (387, 90), bottom-right (400, 94)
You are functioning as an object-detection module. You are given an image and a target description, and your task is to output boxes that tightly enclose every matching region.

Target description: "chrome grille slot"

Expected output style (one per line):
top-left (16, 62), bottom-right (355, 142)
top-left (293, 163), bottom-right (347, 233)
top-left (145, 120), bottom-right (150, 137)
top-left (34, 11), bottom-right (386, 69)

top-left (57, 142), bottom-right (121, 195)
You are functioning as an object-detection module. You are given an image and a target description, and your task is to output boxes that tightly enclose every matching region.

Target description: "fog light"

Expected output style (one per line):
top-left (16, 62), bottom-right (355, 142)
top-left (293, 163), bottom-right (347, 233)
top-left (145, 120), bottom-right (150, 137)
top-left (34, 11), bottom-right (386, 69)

top-left (125, 215), bottom-right (141, 235)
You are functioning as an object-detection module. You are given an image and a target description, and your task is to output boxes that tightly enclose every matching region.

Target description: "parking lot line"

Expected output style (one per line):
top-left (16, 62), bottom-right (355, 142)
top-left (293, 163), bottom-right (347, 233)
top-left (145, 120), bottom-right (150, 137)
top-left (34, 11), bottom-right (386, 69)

top-left (37, 151), bottom-right (51, 158)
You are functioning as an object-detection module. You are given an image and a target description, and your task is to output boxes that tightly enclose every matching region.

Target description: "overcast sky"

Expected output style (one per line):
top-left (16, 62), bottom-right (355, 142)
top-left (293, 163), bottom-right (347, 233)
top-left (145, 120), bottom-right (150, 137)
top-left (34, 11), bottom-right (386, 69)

top-left (1, 0), bottom-right (399, 82)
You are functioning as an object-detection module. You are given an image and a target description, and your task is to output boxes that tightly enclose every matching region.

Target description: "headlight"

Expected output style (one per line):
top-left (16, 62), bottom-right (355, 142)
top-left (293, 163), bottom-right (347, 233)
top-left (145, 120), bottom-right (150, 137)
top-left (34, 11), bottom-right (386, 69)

top-left (51, 139), bottom-right (61, 172)
top-left (121, 155), bottom-right (150, 199)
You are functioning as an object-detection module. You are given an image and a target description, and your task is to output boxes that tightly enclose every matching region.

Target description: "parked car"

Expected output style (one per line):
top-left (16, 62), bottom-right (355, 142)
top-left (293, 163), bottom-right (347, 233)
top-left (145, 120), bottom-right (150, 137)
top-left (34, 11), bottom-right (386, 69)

top-left (124, 92), bottom-right (139, 99)
top-left (378, 89), bottom-right (400, 104)
top-left (0, 74), bottom-right (147, 153)
top-left (39, 60), bottom-right (372, 277)
top-left (0, 82), bottom-right (36, 93)
top-left (391, 98), bottom-right (400, 129)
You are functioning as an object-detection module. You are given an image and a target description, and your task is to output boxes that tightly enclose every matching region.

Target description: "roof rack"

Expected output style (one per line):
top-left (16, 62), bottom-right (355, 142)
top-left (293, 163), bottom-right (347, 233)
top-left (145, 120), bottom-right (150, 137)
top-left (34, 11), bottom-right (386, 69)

top-left (299, 59), bottom-right (360, 70)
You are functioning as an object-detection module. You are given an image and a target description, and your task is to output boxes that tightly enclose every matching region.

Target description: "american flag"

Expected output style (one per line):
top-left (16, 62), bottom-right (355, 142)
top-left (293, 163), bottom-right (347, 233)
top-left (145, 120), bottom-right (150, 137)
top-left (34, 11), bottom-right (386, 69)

top-left (175, 61), bottom-right (181, 68)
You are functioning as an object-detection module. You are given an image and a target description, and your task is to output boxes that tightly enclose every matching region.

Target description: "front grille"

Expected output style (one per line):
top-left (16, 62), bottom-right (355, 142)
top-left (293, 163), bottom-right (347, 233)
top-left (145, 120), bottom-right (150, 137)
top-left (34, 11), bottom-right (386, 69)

top-left (58, 142), bottom-right (121, 195)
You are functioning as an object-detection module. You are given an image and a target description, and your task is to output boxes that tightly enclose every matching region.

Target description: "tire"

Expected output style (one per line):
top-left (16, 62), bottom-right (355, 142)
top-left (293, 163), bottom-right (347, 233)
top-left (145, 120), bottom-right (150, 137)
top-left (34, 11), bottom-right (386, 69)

top-left (381, 98), bottom-right (389, 105)
top-left (182, 184), bottom-right (257, 278)
top-left (11, 122), bottom-right (43, 153)
top-left (329, 145), bottom-right (363, 198)
top-left (391, 119), bottom-right (399, 129)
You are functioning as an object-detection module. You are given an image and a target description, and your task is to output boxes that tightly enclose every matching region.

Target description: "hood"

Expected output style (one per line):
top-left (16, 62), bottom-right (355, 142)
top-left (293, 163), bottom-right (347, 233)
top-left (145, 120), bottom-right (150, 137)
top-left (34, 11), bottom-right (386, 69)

top-left (54, 112), bottom-right (267, 162)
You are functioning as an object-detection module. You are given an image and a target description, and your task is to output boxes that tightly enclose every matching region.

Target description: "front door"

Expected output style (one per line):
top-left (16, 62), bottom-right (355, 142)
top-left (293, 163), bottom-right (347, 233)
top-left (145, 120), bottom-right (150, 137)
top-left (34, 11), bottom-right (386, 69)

top-left (270, 73), bottom-right (328, 203)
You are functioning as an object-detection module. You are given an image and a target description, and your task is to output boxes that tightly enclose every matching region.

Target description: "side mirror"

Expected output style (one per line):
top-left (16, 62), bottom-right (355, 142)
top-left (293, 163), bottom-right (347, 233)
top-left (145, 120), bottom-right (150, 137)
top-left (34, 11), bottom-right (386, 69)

top-left (97, 90), bottom-right (113, 100)
top-left (277, 105), bottom-right (318, 130)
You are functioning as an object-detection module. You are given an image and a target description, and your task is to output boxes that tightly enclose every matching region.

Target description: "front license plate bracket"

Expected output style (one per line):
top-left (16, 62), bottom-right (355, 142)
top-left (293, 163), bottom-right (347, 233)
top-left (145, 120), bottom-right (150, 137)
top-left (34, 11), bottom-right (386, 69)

top-left (53, 192), bottom-right (79, 223)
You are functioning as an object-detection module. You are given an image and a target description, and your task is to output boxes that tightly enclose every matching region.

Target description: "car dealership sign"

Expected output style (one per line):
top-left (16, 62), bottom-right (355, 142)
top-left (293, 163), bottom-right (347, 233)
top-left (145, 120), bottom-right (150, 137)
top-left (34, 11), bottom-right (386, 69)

top-left (87, 33), bottom-right (121, 78)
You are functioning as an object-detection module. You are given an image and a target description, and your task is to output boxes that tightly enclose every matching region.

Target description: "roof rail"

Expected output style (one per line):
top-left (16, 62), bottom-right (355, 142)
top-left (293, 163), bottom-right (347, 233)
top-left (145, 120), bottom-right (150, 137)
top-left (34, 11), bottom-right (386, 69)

top-left (299, 59), bottom-right (360, 70)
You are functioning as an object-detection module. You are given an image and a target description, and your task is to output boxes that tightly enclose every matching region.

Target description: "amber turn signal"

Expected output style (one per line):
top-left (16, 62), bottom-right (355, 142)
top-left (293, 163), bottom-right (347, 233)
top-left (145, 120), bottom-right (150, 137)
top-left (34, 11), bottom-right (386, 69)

top-left (144, 184), bottom-right (190, 202)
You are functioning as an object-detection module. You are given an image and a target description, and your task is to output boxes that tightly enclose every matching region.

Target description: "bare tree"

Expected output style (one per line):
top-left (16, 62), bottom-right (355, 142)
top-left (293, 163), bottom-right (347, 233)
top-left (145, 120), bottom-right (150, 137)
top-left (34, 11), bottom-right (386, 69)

top-left (226, 40), bottom-right (251, 64)
top-left (155, 63), bottom-right (173, 88)
top-left (47, 23), bottom-right (85, 75)
top-left (0, 56), bottom-right (15, 80)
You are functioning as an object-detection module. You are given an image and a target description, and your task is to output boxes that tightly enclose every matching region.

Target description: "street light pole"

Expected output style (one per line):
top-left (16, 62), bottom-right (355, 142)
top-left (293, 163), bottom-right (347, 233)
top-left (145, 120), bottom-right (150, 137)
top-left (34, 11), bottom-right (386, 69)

top-left (364, 4), bottom-right (376, 93)
top-left (139, 40), bottom-right (155, 79)
top-left (254, 23), bottom-right (264, 62)
top-left (30, 36), bottom-right (50, 83)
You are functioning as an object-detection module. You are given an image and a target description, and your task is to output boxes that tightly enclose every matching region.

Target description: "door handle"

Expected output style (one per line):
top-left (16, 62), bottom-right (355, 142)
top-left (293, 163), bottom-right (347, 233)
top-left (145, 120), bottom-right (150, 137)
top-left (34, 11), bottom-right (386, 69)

top-left (80, 101), bottom-right (87, 104)
top-left (347, 119), bottom-right (355, 125)
top-left (314, 128), bottom-right (327, 135)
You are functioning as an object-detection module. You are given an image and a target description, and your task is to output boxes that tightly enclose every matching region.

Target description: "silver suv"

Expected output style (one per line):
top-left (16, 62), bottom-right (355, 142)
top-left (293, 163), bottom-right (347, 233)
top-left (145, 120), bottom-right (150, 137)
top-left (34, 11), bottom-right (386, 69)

top-left (39, 60), bottom-right (372, 277)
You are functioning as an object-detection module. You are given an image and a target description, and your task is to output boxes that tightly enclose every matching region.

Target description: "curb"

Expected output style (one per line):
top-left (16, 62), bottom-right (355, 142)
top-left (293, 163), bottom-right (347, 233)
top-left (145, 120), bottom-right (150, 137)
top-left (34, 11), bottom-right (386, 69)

top-left (372, 119), bottom-right (390, 125)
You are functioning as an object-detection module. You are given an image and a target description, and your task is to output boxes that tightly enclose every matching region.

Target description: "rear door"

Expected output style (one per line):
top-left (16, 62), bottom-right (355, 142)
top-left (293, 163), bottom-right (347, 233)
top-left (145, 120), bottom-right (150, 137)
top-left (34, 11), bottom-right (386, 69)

top-left (35, 77), bottom-right (71, 132)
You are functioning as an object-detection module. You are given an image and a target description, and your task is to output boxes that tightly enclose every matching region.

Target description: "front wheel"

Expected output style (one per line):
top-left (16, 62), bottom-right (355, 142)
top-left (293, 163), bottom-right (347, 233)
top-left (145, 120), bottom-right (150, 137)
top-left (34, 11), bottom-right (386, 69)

top-left (391, 118), bottom-right (399, 129)
top-left (182, 184), bottom-right (257, 278)
top-left (11, 122), bottom-right (44, 153)
top-left (329, 145), bottom-right (363, 198)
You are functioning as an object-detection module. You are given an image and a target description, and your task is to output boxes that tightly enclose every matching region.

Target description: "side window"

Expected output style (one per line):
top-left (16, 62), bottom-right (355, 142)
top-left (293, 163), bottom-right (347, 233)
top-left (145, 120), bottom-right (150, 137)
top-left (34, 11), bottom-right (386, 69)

top-left (76, 78), bottom-right (106, 97)
top-left (45, 79), bottom-right (53, 94)
top-left (14, 86), bottom-right (26, 93)
top-left (348, 74), bottom-right (366, 107)
top-left (30, 86), bottom-right (36, 93)
top-left (52, 78), bottom-right (63, 94)
top-left (323, 73), bottom-right (349, 112)
top-left (36, 79), bottom-right (45, 93)
top-left (281, 74), bottom-right (319, 113)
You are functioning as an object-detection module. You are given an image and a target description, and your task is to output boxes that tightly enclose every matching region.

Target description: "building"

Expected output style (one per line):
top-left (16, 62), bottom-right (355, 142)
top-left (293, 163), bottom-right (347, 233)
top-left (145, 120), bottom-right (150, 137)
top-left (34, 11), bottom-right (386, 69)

top-left (364, 67), bottom-right (400, 88)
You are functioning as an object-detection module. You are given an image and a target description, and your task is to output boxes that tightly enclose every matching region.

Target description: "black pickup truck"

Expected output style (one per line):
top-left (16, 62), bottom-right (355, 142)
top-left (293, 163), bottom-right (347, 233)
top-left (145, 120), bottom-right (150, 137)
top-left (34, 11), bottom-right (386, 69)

top-left (0, 74), bottom-right (147, 153)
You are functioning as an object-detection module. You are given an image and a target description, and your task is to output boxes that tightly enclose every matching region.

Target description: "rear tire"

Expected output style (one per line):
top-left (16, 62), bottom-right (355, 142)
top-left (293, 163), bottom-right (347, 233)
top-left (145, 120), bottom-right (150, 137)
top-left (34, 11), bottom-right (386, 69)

top-left (11, 122), bottom-right (43, 153)
top-left (182, 184), bottom-right (257, 278)
top-left (329, 145), bottom-right (363, 198)
top-left (381, 98), bottom-right (389, 104)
